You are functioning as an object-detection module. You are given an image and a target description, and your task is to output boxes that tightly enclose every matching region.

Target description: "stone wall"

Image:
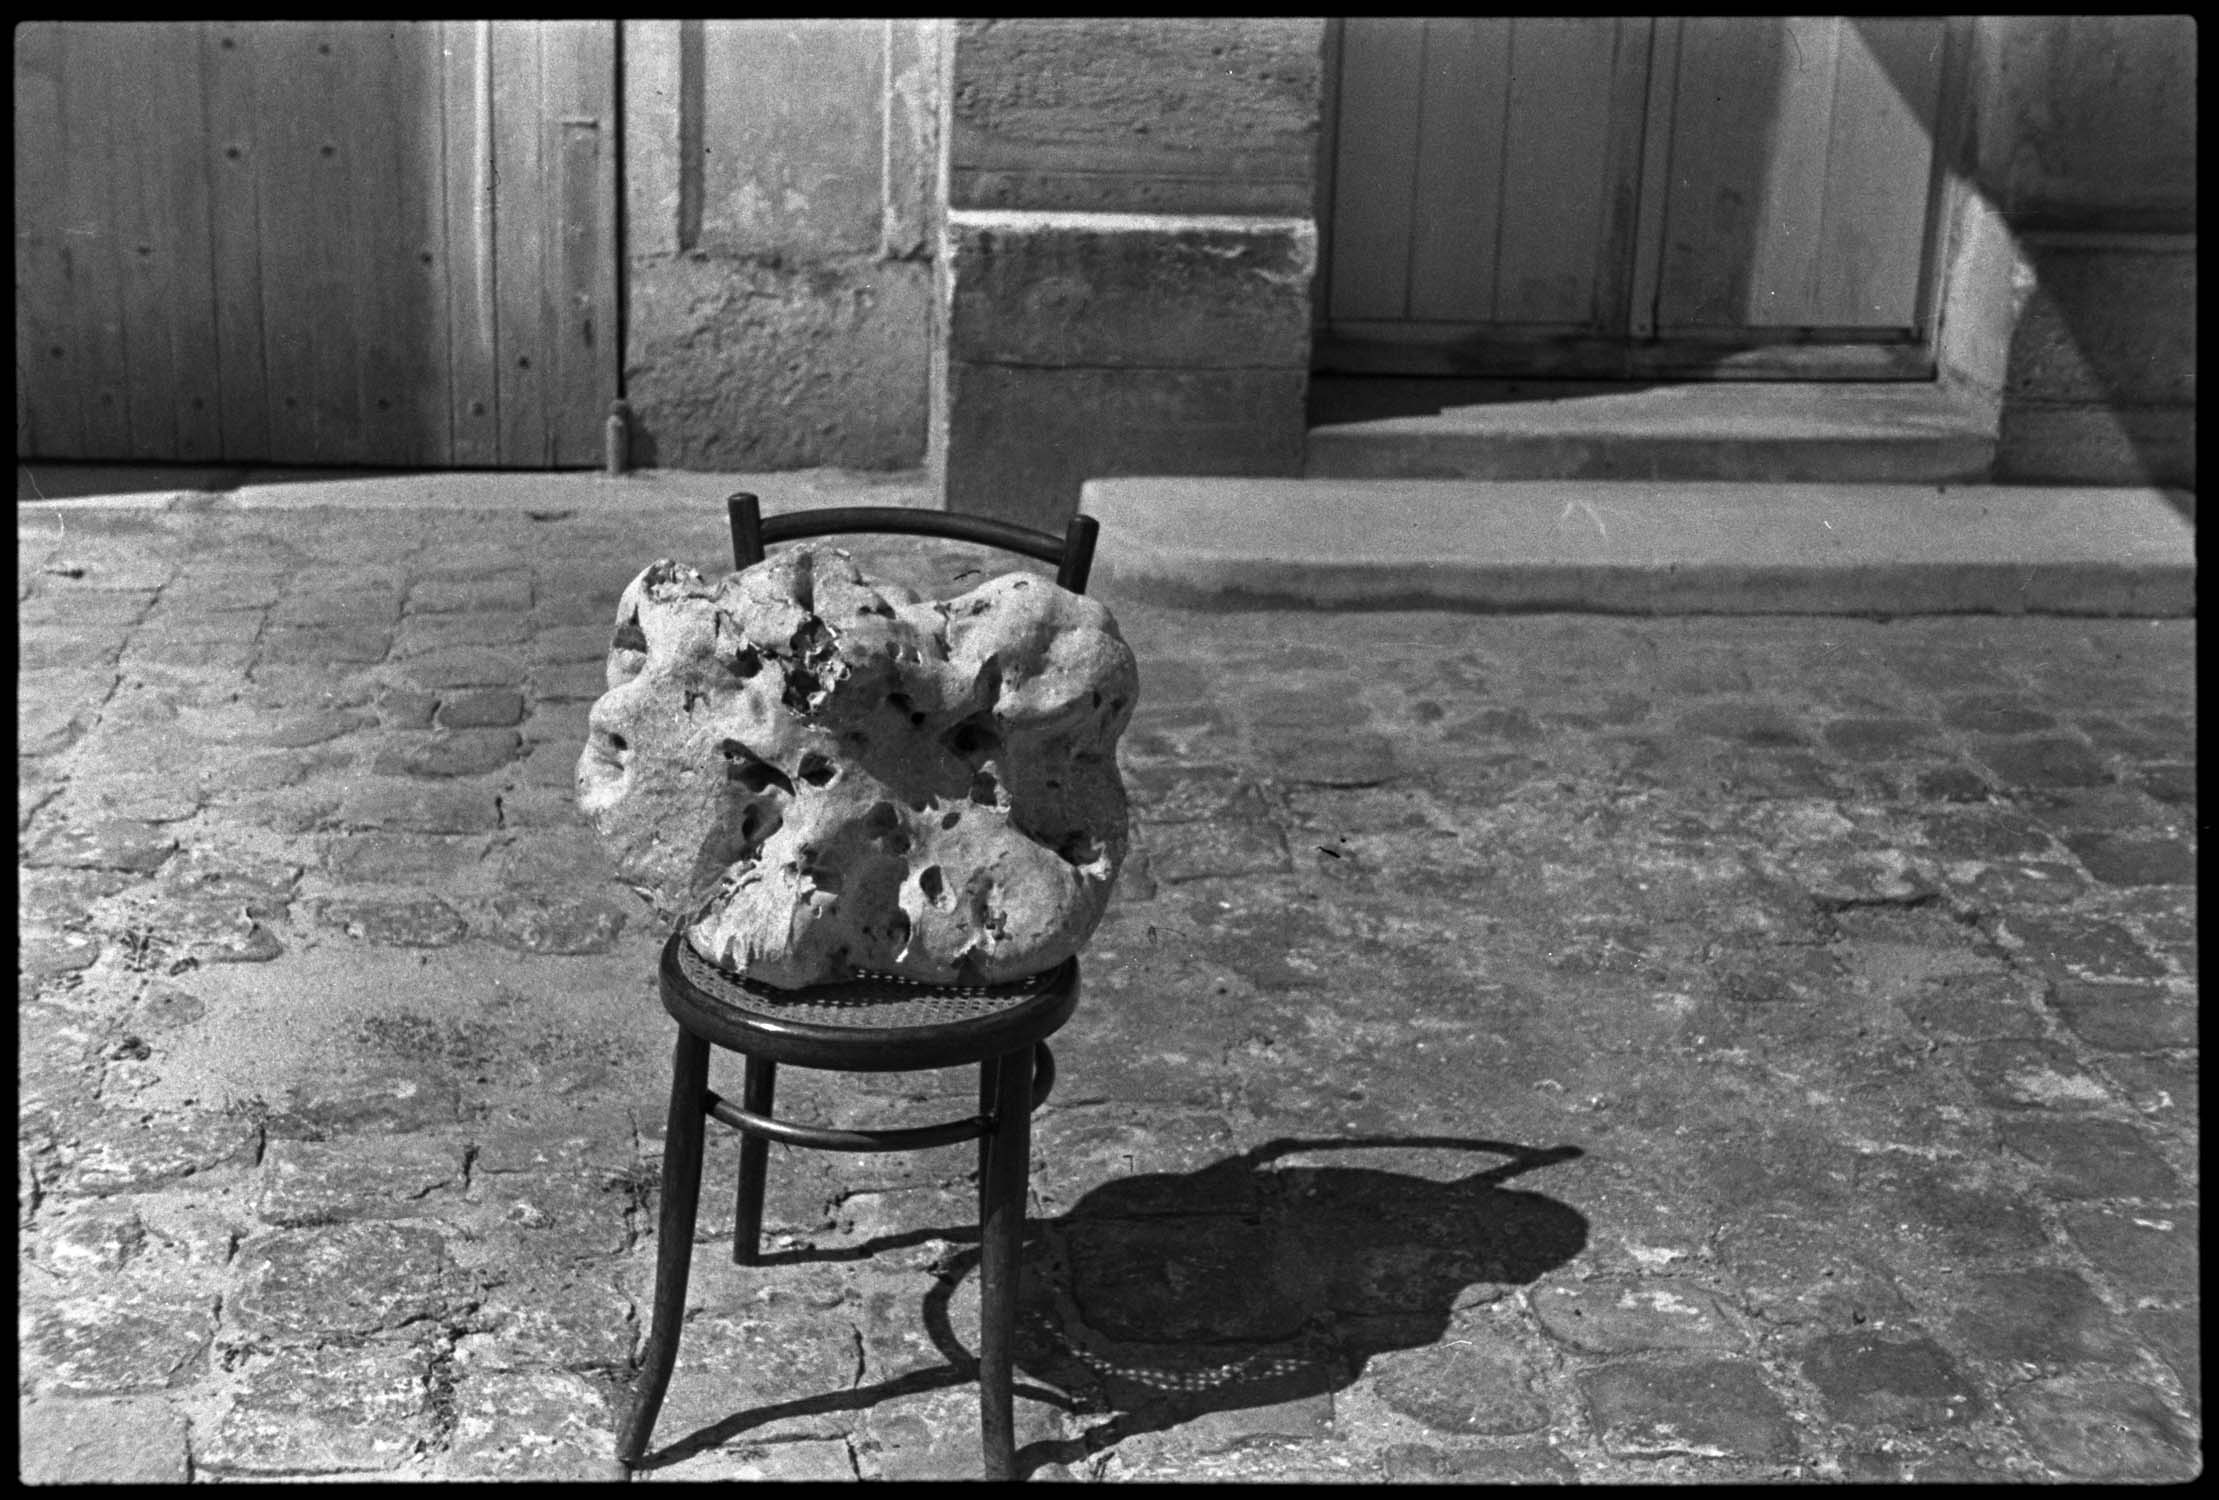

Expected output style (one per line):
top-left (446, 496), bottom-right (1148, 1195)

top-left (619, 20), bottom-right (940, 471)
top-left (1969, 16), bottom-right (2196, 488)
top-left (936, 18), bottom-right (1324, 530)
top-left (608, 19), bottom-right (2197, 497)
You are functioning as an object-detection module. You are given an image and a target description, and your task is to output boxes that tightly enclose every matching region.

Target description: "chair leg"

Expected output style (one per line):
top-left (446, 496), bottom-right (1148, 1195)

top-left (732, 1055), bottom-right (776, 1266)
top-left (977, 1059), bottom-right (1000, 1229)
top-left (618, 1027), bottom-right (712, 1468)
top-left (977, 1044), bottom-right (1034, 1482)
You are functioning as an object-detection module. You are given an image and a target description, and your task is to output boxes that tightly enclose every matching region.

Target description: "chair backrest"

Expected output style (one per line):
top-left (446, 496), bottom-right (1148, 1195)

top-left (726, 492), bottom-right (1099, 596)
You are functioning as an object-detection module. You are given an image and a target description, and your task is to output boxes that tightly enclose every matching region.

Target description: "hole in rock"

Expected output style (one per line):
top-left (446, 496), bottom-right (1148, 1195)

top-left (918, 866), bottom-right (945, 903)
top-left (886, 909), bottom-right (912, 954)
top-left (791, 615), bottom-right (834, 660)
top-left (942, 715), bottom-right (1001, 762)
top-left (793, 846), bottom-right (841, 897)
top-left (940, 809), bottom-right (962, 830)
top-left (782, 665), bottom-right (825, 715)
top-left (721, 741), bottom-right (794, 796)
top-left (968, 878), bottom-right (1008, 938)
top-left (611, 618), bottom-right (648, 654)
top-left (1055, 830), bottom-right (1102, 866)
top-left (734, 762), bottom-right (791, 795)
top-left (606, 732), bottom-right (629, 754)
top-left (969, 770), bottom-right (999, 807)
top-left (728, 645), bottom-right (762, 679)
top-left (778, 617), bottom-right (841, 713)
top-left (788, 554), bottom-right (817, 613)
top-left (865, 801), bottom-right (909, 854)
top-left (703, 800), bottom-right (780, 875)
top-left (736, 801), bottom-right (782, 851)
top-left (797, 752), bottom-right (836, 787)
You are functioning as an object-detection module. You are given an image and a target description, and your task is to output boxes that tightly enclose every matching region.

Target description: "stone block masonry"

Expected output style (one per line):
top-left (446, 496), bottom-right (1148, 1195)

top-left (618, 20), bottom-right (941, 471)
top-left (1995, 236), bottom-right (2196, 488)
top-left (936, 18), bottom-right (1325, 530)
top-left (622, 256), bottom-right (932, 472)
top-left (945, 18), bottom-right (1321, 217)
top-left (939, 213), bottom-right (1313, 529)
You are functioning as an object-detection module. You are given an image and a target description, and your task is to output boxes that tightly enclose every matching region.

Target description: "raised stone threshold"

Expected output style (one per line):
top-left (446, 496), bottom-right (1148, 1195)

top-left (1082, 476), bottom-right (2194, 617)
top-left (1305, 377), bottom-right (1997, 485)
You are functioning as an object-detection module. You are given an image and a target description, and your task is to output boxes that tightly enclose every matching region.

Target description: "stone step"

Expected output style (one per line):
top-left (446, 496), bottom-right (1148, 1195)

top-left (1080, 477), bottom-right (2195, 616)
top-left (1303, 378), bottom-right (1996, 484)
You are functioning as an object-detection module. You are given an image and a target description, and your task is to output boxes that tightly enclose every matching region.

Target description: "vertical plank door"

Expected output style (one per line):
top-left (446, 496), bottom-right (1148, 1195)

top-left (12, 20), bottom-right (618, 466)
top-left (1654, 16), bottom-right (1947, 346)
top-left (1316, 14), bottom-right (1958, 379)
top-left (1319, 16), bottom-right (1651, 375)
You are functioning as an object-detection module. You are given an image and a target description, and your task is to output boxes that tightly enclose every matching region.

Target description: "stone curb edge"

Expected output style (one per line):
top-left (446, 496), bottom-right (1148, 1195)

top-left (1083, 478), bottom-right (2197, 617)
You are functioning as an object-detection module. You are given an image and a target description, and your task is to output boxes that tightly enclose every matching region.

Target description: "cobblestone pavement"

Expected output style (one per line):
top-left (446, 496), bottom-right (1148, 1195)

top-left (17, 495), bottom-right (2198, 1482)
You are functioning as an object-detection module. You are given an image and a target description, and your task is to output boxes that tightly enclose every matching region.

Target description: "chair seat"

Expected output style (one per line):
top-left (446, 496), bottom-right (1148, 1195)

top-left (659, 933), bottom-right (1080, 1072)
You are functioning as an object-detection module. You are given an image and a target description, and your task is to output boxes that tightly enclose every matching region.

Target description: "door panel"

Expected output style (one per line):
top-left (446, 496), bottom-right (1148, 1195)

top-left (1491, 17), bottom-right (1629, 328)
top-left (1326, 18), bottom-right (1425, 321)
top-left (1318, 16), bottom-right (1958, 378)
top-left (1808, 17), bottom-right (1947, 328)
top-left (14, 20), bottom-right (618, 466)
top-left (1659, 16), bottom-right (1944, 333)
top-left (1406, 17), bottom-right (1503, 322)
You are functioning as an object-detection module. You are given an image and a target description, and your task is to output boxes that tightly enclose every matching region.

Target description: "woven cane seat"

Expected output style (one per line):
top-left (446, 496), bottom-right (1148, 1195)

top-left (659, 932), bottom-right (1080, 1071)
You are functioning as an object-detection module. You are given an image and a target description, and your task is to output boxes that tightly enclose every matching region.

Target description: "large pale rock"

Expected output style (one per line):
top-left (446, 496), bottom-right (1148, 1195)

top-left (577, 545), bottom-right (1135, 988)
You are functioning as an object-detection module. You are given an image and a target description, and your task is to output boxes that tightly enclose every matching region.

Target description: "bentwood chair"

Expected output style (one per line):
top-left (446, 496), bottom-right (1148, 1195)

top-left (616, 493), bottom-right (1101, 1482)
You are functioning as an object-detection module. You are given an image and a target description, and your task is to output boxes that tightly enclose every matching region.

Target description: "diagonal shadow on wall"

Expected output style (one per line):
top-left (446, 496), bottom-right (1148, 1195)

top-left (1849, 14), bottom-right (2197, 493)
top-left (639, 1134), bottom-right (1586, 1477)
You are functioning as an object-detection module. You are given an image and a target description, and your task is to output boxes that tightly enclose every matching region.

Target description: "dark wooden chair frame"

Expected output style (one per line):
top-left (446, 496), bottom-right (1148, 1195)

top-left (616, 493), bottom-right (1101, 1482)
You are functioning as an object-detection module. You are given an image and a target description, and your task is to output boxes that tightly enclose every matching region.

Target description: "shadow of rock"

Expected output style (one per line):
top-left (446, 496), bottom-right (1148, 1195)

top-left (642, 1134), bottom-right (1586, 1476)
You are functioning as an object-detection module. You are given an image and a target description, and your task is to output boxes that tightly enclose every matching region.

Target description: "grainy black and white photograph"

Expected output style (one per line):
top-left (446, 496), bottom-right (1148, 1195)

top-left (16, 16), bottom-right (2196, 1483)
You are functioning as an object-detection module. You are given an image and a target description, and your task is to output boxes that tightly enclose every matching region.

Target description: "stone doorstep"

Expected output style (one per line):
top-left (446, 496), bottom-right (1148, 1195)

top-left (1082, 477), bottom-right (2195, 617)
top-left (1303, 378), bottom-right (1999, 485)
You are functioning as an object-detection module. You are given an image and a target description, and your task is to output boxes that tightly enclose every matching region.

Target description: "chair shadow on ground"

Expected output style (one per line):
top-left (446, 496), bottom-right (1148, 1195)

top-left (638, 1135), bottom-right (1587, 1477)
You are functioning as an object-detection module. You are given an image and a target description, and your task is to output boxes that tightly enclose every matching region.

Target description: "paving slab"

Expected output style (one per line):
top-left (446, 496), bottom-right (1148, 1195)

top-left (12, 477), bottom-right (2199, 1483)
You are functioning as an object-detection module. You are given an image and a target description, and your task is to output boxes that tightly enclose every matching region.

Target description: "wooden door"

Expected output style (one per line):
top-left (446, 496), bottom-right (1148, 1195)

top-left (14, 20), bottom-right (619, 467)
top-left (1317, 16), bottom-right (1961, 379)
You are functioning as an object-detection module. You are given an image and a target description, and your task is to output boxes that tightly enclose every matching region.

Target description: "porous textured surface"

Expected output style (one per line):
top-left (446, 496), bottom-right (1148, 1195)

top-left (576, 544), bottom-right (1136, 988)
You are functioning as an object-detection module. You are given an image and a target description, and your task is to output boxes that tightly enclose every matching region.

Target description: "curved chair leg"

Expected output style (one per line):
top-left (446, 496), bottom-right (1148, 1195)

top-left (618, 1028), bottom-right (712, 1468)
top-left (732, 1055), bottom-right (776, 1266)
top-left (977, 1044), bottom-right (1034, 1482)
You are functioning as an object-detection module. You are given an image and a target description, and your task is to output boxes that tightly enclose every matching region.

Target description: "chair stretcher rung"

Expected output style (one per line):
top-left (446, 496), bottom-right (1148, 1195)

top-left (704, 1094), bottom-right (983, 1152)
top-left (699, 1043), bottom-right (1056, 1152)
